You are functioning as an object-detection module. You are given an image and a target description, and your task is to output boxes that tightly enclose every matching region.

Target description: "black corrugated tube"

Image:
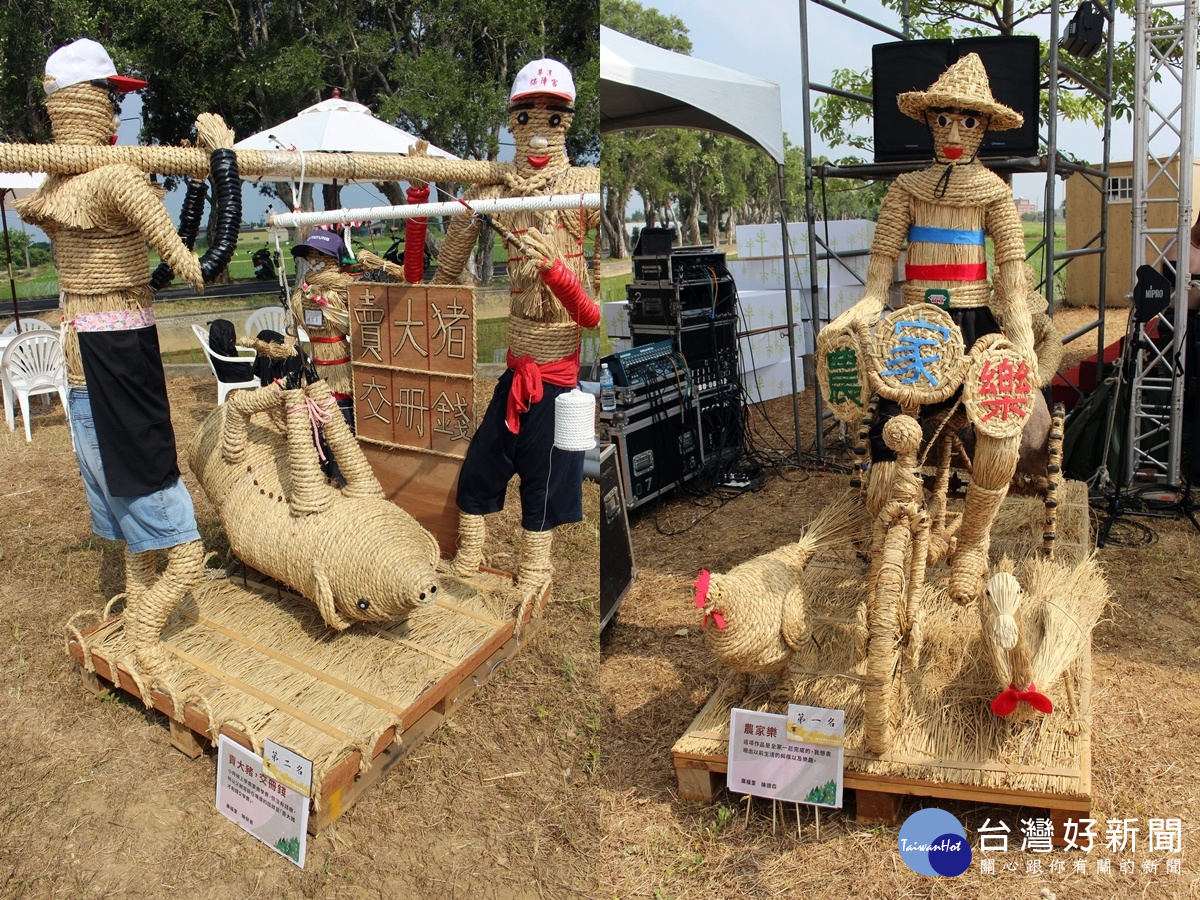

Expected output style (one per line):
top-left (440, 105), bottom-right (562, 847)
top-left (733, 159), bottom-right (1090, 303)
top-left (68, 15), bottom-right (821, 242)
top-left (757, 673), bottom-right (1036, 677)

top-left (148, 176), bottom-right (207, 290)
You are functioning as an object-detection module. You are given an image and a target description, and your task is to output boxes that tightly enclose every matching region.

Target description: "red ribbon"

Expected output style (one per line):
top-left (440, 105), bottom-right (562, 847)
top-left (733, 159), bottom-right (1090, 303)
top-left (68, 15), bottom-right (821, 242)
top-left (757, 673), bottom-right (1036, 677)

top-left (692, 569), bottom-right (726, 630)
top-left (404, 184), bottom-right (431, 284)
top-left (991, 683), bottom-right (1054, 717)
top-left (503, 348), bottom-right (580, 434)
top-left (542, 258), bottom-right (600, 328)
top-left (905, 262), bottom-right (988, 282)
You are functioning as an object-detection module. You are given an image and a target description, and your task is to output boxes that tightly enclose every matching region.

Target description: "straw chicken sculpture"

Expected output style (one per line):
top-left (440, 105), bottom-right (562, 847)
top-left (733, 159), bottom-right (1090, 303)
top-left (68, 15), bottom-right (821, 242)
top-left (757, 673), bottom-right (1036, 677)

top-left (693, 493), bottom-right (861, 674)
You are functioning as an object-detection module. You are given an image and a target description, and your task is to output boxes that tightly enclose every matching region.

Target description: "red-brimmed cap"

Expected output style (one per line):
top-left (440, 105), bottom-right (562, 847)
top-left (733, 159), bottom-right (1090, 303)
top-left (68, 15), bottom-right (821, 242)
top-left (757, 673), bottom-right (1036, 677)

top-left (510, 58), bottom-right (575, 103)
top-left (44, 38), bottom-right (148, 95)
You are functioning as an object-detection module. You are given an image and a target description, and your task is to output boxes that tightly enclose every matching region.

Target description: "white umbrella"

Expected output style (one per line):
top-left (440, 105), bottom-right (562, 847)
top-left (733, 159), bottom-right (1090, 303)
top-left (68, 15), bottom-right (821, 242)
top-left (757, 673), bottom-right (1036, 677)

top-left (0, 169), bottom-right (46, 331)
top-left (233, 95), bottom-right (457, 185)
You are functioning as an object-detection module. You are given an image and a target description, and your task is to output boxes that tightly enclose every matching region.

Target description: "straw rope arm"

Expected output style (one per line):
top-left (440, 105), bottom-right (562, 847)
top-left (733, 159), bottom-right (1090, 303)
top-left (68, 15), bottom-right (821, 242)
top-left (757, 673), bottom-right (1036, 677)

top-left (825, 183), bottom-right (909, 336)
top-left (0, 143), bottom-right (512, 184)
top-left (429, 184), bottom-right (498, 285)
top-left (104, 165), bottom-right (203, 289)
top-left (986, 197), bottom-right (1035, 362)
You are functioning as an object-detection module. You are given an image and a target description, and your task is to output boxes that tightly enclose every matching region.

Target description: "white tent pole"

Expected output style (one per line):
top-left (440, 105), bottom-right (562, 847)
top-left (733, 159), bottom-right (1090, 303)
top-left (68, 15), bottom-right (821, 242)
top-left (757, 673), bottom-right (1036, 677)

top-left (776, 163), bottom-right (803, 461)
top-left (270, 192), bottom-right (600, 228)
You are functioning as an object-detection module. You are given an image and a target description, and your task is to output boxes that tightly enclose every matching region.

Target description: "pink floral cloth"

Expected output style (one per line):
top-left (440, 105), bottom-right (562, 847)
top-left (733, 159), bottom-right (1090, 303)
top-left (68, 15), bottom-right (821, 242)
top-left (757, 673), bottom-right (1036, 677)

top-left (71, 307), bottom-right (155, 332)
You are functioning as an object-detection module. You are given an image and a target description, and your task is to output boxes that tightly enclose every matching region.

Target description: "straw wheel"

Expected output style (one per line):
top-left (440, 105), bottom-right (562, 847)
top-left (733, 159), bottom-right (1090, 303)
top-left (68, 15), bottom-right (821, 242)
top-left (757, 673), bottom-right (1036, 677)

top-left (817, 330), bottom-right (868, 424)
top-left (963, 333), bottom-right (1036, 440)
top-left (868, 306), bottom-right (966, 407)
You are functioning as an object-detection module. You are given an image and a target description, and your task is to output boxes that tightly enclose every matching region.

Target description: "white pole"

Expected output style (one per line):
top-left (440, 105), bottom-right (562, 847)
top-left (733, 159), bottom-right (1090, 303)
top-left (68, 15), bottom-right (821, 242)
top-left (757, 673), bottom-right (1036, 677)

top-left (269, 192), bottom-right (601, 229)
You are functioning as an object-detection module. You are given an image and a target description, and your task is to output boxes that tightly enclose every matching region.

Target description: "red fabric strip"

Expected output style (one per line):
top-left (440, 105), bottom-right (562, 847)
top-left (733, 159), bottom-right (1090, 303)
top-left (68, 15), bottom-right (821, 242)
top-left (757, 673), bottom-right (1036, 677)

top-left (503, 347), bottom-right (580, 434)
top-left (905, 262), bottom-right (988, 281)
top-left (315, 355), bottom-right (351, 367)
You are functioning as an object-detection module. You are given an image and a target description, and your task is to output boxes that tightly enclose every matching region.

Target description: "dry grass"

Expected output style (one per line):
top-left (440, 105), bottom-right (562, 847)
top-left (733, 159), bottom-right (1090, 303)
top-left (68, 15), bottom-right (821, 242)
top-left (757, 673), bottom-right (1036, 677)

top-left (600, 391), bottom-right (1200, 899)
top-left (0, 377), bottom-right (600, 899)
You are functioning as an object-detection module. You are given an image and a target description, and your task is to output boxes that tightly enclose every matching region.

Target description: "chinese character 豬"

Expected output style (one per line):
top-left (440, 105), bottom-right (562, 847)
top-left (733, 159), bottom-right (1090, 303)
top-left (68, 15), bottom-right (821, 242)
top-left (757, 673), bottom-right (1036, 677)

top-left (825, 346), bottom-right (863, 406)
top-left (392, 297), bottom-right (428, 358)
top-left (1149, 818), bottom-right (1182, 852)
top-left (358, 376), bottom-right (391, 424)
top-left (395, 388), bottom-right (429, 437)
top-left (881, 318), bottom-right (951, 386)
top-left (430, 299), bottom-right (470, 359)
top-left (978, 818), bottom-right (1011, 853)
top-left (1062, 818), bottom-right (1097, 852)
top-left (355, 297), bottom-right (386, 362)
top-left (978, 357), bottom-right (1032, 422)
top-left (1105, 819), bottom-right (1139, 853)
top-left (1021, 817), bottom-right (1054, 853)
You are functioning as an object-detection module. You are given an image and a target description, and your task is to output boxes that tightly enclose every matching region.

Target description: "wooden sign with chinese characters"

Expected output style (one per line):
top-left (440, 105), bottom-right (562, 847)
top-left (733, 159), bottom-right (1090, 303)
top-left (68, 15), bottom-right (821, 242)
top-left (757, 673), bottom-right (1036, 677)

top-left (349, 283), bottom-right (477, 552)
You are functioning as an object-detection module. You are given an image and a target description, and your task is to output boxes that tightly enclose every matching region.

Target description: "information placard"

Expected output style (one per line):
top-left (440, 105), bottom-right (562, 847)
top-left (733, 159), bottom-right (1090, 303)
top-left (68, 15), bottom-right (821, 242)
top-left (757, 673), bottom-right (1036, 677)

top-left (727, 707), bottom-right (845, 808)
top-left (216, 735), bottom-right (309, 867)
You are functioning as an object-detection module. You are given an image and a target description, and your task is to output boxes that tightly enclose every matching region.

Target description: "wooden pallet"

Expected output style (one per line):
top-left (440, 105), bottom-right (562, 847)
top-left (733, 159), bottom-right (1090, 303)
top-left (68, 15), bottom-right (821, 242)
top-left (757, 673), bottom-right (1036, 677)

top-left (671, 654), bottom-right (1092, 842)
top-left (67, 564), bottom-right (548, 833)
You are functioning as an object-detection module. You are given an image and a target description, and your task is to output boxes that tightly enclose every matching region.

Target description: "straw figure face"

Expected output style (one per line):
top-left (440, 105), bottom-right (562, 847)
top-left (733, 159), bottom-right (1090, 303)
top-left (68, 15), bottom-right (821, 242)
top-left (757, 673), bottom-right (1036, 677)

top-left (926, 108), bottom-right (987, 165)
top-left (45, 81), bottom-right (119, 146)
top-left (509, 97), bottom-right (574, 177)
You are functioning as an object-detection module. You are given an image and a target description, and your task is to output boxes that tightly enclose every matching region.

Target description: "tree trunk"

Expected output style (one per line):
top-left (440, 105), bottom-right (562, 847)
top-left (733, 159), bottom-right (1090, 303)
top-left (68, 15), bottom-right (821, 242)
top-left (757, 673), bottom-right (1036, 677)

top-left (602, 188), bottom-right (629, 258)
top-left (476, 224), bottom-right (495, 285)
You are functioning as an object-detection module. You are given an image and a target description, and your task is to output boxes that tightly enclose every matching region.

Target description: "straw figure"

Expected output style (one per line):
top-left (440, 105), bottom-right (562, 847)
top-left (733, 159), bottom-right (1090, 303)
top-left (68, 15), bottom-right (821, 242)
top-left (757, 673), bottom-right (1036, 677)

top-left (188, 379), bottom-right (441, 630)
top-left (428, 58), bottom-right (600, 606)
top-left (817, 53), bottom-right (1038, 604)
top-left (978, 558), bottom-right (1108, 720)
top-left (693, 493), bottom-right (862, 674)
top-left (15, 39), bottom-right (241, 674)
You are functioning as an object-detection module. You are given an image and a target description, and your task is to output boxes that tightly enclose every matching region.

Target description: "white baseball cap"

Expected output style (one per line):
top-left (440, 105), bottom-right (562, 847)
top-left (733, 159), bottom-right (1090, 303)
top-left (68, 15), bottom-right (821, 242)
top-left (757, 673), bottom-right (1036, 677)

top-left (44, 38), bottom-right (148, 96)
top-left (510, 58), bottom-right (575, 104)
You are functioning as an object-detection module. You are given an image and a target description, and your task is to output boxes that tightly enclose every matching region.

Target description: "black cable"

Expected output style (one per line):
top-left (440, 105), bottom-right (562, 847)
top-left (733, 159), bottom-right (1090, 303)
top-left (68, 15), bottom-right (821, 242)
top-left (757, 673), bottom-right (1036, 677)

top-left (198, 148), bottom-right (242, 282)
top-left (149, 176), bottom-right (207, 290)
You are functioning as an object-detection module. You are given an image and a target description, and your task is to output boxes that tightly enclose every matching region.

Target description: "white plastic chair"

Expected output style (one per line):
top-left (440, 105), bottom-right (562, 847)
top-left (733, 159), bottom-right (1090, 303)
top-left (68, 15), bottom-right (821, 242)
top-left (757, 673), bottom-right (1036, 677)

top-left (244, 306), bottom-right (309, 343)
top-left (1, 330), bottom-right (68, 442)
top-left (192, 323), bottom-right (259, 404)
top-left (2, 318), bottom-right (56, 335)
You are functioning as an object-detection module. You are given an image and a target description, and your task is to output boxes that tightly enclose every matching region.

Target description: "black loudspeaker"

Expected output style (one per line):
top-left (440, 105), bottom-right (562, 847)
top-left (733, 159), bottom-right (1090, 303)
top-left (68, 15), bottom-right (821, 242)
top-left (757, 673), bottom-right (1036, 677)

top-left (1062, 1), bottom-right (1105, 58)
top-left (598, 444), bottom-right (635, 630)
top-left (873, 36), bottom-right (1041, 163)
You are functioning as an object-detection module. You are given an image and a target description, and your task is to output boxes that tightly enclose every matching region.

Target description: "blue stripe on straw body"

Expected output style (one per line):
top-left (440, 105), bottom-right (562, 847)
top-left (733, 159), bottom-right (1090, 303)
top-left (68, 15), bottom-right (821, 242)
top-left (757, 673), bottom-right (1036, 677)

top-left (907, 225), bottom-right (985, 246)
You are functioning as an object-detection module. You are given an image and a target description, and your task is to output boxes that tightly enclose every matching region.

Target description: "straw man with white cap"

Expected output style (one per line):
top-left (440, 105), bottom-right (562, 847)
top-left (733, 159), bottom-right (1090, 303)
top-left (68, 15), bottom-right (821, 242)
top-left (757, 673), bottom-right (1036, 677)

top-left (430, 58), bottom-right (599, 602)
top-left (818, 53), bottom-right (1039, 604)
top-left (16, 38), bottom-right (240, 673)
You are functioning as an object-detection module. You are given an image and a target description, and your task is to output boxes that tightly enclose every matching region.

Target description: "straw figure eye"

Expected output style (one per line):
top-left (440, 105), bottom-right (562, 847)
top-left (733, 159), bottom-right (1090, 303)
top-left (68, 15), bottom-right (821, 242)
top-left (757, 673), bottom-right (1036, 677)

top-left (937, 114), bottom-right (952, 127)
top-left (516, 111), bottom-right (530, 125)
top-left (961, 116), bottom-right (978, 129)
top-left (549, 113), bottom-right (562, 127)
top-left (357, 598), bottom-right (370, 611)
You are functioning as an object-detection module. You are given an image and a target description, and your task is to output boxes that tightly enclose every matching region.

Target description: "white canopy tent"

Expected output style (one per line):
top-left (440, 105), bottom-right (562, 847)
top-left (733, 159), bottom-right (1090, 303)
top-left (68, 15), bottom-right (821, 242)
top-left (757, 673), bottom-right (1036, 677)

top-left (600, 25), bottom-right (802, 456)
top-left (0, 170), bottom-right (45, 331)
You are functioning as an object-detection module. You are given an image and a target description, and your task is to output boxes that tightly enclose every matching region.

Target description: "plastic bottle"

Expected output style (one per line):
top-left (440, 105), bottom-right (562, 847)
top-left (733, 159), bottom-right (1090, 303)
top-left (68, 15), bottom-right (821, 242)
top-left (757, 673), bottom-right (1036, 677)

top-left (599, 363), bottom-right (616, 412)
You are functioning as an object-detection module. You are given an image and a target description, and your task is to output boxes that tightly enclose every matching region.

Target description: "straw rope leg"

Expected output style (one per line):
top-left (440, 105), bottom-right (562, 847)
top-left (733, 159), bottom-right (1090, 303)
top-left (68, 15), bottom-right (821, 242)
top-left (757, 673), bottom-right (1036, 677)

top-left (927, 436), bottom-right (959, 567)
top-left (449, 512), bottom-right (487, 577)
top-left (284, 388), bottom-right (335, 517)
top-left (514, 528), bottom-right (554, 634)
top-left (305, 380), bottom-right (383, 502)
top-left (949, 434), bottom-right (1019, 604)
top-left (125, 539), bottom-right (204, 674)
top-left (850, 397), bottom-right (877, 494)
top-left (123, 547), bottom-right (158, 610)
top-left (1042, 403), bottom-right (1066, 558)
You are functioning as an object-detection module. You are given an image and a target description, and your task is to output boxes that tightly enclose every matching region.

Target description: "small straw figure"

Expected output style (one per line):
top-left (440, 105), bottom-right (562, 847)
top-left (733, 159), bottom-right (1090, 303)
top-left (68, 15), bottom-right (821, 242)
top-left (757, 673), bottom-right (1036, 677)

top-left (15, 39), bottom-right (240, 673)
top-left (819, 53), bottom-right (1036, 604)
top-left (428, 58), bottom-right (600, 604)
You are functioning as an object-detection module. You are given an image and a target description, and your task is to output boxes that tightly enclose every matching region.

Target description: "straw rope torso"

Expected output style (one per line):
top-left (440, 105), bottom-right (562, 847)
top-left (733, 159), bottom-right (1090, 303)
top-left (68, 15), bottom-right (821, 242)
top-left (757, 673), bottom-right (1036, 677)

top-left (291, 265), bottom-right (355, 395)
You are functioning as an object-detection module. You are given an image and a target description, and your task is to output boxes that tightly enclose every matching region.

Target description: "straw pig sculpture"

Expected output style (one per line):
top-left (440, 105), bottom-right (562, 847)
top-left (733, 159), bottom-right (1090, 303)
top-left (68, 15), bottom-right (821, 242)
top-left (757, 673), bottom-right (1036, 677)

top-left (188, 380), bottom-right (440, 630)
top-left (692, 493), bottom-right (862, 674)
top-left (817, 53), bottom-right (1038, 604)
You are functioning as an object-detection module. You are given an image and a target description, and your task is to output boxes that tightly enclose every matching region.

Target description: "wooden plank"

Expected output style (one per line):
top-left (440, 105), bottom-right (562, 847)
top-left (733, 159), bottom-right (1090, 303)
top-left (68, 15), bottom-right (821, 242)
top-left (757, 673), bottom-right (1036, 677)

top-left (676, 766), bottom-right (723, 803)
top-left (169, 719), bottom-right (206, 759)
top-left (854, 789), bottom-right (903, 825)
top-left (360, 442), bottom-right (462, 553)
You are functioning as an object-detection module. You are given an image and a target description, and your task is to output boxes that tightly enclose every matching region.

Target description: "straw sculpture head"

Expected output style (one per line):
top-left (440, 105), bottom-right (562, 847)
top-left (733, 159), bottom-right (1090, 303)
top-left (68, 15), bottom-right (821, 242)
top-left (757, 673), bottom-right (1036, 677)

top-left (897, 54), bottom-right (1023, 159)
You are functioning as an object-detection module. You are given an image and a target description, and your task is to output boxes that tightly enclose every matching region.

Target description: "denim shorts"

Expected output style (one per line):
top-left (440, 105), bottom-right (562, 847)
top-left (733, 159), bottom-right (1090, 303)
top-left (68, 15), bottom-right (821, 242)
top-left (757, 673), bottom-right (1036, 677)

top-left (68, 387), bottom-right (201, 553)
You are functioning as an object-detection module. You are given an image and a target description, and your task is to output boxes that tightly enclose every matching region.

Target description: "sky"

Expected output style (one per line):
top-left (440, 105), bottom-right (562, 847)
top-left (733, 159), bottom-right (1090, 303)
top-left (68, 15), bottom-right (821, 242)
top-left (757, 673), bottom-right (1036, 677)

top-left (624, 0), bottom-right (1185, 216)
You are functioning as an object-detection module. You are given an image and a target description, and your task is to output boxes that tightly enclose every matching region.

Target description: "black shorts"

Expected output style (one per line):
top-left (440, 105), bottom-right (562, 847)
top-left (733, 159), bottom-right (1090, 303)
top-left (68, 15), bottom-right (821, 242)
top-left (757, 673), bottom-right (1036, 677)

top-left (456, 369), bottom-right (585, 531)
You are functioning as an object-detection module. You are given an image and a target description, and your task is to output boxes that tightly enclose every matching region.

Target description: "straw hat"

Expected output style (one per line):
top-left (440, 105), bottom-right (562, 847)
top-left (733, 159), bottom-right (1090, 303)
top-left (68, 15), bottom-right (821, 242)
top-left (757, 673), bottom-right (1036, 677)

top-left (897, 53), bottom-right (1023, 132)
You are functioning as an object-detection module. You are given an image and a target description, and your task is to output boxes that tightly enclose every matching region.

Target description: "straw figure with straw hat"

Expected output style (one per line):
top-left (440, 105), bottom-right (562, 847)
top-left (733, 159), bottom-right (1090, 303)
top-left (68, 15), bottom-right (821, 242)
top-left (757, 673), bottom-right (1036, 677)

top-left (817, 53), bottom-right (1038, 605)
top-left (428, 58), bottom-right (600, 611)
top-left (15, 38), bottom-right (242, 675)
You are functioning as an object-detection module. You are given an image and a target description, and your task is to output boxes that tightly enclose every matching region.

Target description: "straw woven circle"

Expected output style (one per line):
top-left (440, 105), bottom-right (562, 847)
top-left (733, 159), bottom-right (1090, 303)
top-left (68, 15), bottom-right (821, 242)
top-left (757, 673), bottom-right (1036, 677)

top-left (817, 330), bottom-right (868, 424)
top-left (963, 333), bottom-right (1035, 440)
top-left (869, 305), bottom-right (965, 406)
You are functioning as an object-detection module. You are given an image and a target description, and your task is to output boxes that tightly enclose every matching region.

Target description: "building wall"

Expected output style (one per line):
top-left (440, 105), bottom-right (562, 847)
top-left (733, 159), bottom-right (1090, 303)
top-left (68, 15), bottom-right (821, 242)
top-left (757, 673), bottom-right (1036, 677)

top-left (1065, 159), bottom-right (1200, 307)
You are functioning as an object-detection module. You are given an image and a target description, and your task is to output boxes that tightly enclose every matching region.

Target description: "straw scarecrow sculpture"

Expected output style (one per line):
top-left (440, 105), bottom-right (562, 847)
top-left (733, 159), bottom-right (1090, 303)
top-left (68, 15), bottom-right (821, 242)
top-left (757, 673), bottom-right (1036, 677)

top-left (15, 38), bottom-right (241, 673)
top-left (818, 53), bottom-right (1037, 604)
top-left (429, 59), bottom-right (600, 597)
